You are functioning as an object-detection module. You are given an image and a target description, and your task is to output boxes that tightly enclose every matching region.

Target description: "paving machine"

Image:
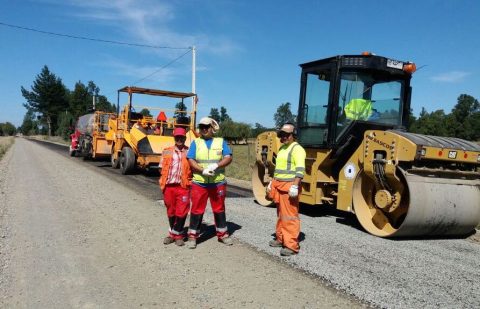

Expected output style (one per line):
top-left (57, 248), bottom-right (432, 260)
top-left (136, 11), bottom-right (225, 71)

top-left (69, 111), bottom-right (115, 158)
top-left (108, 86), bottom-right (198, 174)
top-left (252, 53), bottom-right (480, 237)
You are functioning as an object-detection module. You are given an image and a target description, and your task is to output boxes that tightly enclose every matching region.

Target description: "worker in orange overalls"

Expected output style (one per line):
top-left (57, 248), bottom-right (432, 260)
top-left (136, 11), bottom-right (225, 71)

top-left (159, 127), bottom-right (192, 246)
top-left (267, 123), bottom-right (306, 256)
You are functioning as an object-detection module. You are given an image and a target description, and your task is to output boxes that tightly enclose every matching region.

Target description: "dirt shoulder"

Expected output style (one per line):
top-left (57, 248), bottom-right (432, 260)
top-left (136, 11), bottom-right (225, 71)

top-left (0, 138), bottom-right (362, 308)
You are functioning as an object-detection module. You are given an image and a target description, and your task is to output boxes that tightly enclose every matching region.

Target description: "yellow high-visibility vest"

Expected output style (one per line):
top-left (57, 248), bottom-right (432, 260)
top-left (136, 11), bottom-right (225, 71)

top-left (192, 137), bottom-right (226, 183)
top-left (274, 142), bottom-right (306, 181)
top-left (344, 98), bottom-right (373, 120)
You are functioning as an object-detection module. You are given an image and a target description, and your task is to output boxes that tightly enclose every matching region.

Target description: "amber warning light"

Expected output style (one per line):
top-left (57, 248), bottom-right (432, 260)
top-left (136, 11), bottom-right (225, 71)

top-left (403, 62), bottom-right (416, 74)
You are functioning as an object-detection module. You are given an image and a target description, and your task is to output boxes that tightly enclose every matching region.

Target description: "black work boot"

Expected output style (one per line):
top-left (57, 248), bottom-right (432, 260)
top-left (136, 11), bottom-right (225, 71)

top-left (163, 236), bottom-right (175, 245)
top-left (280, 247), bottom-right (298, 256)
top-left (269, 239), bottom-right (282, 247)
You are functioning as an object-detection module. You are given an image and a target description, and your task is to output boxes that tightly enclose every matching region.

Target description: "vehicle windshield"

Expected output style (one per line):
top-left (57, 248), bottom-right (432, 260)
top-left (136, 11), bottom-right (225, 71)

top-left (335, 71), bottom-right (404, 141)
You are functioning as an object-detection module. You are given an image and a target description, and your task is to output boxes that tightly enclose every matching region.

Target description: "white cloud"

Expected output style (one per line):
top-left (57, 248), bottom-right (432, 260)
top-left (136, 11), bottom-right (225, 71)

top-left (100, 57), bottom-right (177, 84)
top-left (55, 0), bottom-right (239, 55)
top-left (430, 71), bottom-right (470, 83)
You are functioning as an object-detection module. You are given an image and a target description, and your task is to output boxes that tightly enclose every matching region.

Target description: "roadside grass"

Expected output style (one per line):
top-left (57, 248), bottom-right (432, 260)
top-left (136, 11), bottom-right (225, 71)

top-left (0, 136), bottom-right (15, 160)
top-left (225, 143), bottom-right (256, 181)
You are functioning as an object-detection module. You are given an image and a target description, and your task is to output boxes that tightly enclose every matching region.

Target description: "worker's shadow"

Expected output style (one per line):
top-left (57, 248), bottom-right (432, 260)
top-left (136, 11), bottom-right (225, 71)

top-left (188, 221), bottom-right (242, 245)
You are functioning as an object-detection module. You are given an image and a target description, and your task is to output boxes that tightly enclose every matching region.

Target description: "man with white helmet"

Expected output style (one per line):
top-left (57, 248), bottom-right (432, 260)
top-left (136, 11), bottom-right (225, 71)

top-left (186, 117), bottom-right (233, 249)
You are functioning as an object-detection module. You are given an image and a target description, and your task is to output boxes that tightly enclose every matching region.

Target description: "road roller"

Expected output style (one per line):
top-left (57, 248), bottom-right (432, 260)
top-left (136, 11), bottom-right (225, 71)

top-left (252, 53), bottom-right (480, 237)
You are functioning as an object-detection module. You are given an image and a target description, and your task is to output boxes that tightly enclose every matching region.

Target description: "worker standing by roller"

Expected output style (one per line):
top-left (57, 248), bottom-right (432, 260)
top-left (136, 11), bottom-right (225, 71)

top-left (268, 123), bottom-right (306, 256)
top-left (159, 127), bottom-right (192, 246)
top-left (186, 117), bottom-right (233, 249)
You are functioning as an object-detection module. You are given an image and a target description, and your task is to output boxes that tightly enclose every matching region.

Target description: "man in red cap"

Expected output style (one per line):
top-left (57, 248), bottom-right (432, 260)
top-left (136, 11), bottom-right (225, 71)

top-left (159, 127), bottom-right (192, 246)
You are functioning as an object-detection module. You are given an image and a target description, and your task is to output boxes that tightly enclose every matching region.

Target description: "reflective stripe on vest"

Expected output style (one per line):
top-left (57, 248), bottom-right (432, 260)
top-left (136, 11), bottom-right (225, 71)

top-left (192, 138), bottom-right (225, 183)
top-left (274, 142), bottom-right (300, 181)
top-left (159, 146), bottom-right (191, 190)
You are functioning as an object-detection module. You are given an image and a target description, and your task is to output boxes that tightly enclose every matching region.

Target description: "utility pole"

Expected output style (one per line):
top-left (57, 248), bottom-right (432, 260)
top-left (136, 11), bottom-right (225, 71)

top-left (191, 46), bottom-right (196, 100)
top-left (191, 45), bottom-right (197, 126)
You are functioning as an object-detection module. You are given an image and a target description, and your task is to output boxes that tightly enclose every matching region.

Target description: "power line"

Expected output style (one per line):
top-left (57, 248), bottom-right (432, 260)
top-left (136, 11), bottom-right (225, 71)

top-left (0, 21), bottom-right (194, 95)
top-left (0, 21), bottom-right (191, 50)
top-left (132, 49), bottom-right (192, 86)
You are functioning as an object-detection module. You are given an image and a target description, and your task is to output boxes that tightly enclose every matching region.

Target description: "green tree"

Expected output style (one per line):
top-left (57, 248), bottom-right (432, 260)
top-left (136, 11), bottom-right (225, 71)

top-left (56, 111), bottom-right (75, 140)
top-left (69, 81), bottom-right (115, 117)
top-left (87, 80), bottom-right (115, 113)
top-left (21, 66), bottom-right (68, 136)
top-left (220, 106), bottom-right (231, 123)
top-left (219, 120), bottom-right (251, 144)
top-left (251, 122), bottom-right (270, 137)
top-left (209, 108), bottom-right (220, 122)
top-left (409, 108), bottom-right (449, 136)
top-left (139, 108), bottom-right (152, 117)
top-left (95, 95), bottom-right (116, 113)
top-left (274, 102), bottom-right (296, 128)
top-left (407, 109), bottom-right (417, 132)
top-left (174, 101), bottom-right (187, 118)
top-left (20, 110), bottom-right (39, 135)
top-left (0, 122), bottom-right (16, 136)
top-left (450, 94), bottom-right (479, 140)
top-left (69, 81), bottom-right (91, 117)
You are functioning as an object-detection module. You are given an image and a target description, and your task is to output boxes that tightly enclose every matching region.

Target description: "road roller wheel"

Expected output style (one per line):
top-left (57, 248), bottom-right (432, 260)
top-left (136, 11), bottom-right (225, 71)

top-left (352, 168), bottom-right (409, 237)
top-left (252, 161), bottom-right (274, 206)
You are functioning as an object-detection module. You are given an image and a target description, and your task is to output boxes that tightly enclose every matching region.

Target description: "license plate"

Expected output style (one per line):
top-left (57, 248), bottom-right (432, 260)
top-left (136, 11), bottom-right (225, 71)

top-left (387, 59), bottom-right (403, 69)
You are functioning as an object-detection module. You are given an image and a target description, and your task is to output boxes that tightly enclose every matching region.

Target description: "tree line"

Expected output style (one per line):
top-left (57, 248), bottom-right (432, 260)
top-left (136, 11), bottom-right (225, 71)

top-left (204, 102), bottom-right (297, 144)
top-left (408, 94), bottom-right (479, 141)
top-left (4, 65), bottom-right (479, 143)
top-left (19, 66), bottom-right (116, 138)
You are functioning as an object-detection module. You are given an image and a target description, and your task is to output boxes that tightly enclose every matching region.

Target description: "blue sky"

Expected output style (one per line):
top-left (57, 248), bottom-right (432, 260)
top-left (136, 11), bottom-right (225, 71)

top-left (1, 0), bottom-right (479, 128)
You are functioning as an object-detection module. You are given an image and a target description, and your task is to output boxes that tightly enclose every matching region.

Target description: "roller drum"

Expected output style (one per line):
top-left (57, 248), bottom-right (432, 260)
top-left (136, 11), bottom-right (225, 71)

top-left (353, 168), bottom-right (480, 237)
top-left (252, 162), bottom-right (274, 206)
top-left (394, 174), bottom-right (480, 236)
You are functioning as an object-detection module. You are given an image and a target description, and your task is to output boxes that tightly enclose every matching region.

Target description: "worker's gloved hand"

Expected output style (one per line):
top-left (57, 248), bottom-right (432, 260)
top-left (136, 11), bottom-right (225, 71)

top-left (288, 185), bottom-right (299, 198)
top-left (202, 168), bottom-right (215, 176)
top-left (206, 163), bottom-right (219, 172)
top-left (266, 181), bottom-right (272, 194)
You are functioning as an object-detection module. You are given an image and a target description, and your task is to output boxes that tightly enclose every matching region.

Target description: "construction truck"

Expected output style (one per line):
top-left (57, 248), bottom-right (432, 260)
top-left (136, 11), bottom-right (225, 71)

top-left (252, 53), bottom-right (480, 237)
top-left (108, 86), bottom-right (198, 175)
top-left (69, 111), bottom-right (115, 158)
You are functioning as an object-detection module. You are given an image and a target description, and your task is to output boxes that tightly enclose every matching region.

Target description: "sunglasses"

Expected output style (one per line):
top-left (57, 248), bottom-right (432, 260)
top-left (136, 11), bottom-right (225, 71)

top-left (199, 124), bottom-right (211, 130)
top-left (277, 131), bottom-right (292, 138)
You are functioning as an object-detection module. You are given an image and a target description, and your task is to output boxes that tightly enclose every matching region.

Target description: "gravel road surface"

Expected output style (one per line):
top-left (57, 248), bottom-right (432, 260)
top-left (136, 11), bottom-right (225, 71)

top-left (0, 138), bottom-right (363, 308)
top-left (2, 138), bottom-right (480, 308)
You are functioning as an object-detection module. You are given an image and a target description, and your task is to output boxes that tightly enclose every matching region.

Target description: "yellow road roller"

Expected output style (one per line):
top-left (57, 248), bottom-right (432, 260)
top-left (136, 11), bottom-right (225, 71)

top-left (252, 53), bottom-right (480, 237)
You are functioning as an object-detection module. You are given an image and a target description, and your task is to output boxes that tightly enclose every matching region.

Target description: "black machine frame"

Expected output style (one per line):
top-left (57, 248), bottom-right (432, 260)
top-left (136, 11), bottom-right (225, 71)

top-left (297, 54), bottom-right (414, 149)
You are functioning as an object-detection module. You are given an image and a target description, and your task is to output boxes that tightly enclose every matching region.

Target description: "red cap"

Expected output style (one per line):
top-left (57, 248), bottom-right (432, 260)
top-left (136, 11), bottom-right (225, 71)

top-left (173, 127), bottom-right (186, 137)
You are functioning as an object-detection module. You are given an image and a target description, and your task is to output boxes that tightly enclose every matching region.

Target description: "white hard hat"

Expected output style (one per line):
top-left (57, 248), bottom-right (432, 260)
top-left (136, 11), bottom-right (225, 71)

top-left (198, 117), bottom-right (220, 132)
